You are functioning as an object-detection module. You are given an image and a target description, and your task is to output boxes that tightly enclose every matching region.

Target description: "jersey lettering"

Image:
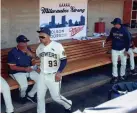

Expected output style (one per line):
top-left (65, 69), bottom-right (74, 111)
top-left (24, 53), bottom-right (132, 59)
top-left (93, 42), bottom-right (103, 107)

top-left (39, 52), bottom-right (57, 59)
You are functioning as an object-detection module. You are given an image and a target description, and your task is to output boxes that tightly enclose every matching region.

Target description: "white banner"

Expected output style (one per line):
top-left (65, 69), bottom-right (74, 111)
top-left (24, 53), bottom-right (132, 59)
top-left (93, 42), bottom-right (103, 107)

top-left (40, 0), bottom-right (87, 40)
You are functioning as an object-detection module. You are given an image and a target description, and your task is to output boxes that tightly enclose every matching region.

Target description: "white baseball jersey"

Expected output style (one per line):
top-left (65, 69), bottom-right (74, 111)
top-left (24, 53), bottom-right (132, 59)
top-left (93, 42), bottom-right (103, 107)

top-left (36, 41), bottom-right (66, 74)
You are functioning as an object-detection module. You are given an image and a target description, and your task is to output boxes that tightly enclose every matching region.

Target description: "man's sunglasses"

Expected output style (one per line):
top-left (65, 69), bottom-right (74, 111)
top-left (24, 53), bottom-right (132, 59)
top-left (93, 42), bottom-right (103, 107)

top-left (39, 36), bottom-right (45, 39)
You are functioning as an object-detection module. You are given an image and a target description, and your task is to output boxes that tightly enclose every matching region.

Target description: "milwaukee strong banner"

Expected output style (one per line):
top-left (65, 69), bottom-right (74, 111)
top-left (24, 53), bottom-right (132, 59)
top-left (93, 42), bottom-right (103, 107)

top-left (40, 0), bottom-right (87, 40)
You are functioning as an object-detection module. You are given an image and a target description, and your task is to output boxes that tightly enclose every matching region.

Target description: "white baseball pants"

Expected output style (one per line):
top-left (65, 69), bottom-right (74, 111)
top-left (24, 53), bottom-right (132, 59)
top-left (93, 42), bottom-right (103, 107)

top-left (10, 71), bottom-right (39, 98)
top-left (37, 72), bottom-right (72, 113)
top-left (128, 48), bottom-right (135, 70)
top-left (133, 47), bottom-right (137, 53)
top-left (0, 76), bottom-right (14, 113)
top-left (112, 49), bottom-right (127, 77)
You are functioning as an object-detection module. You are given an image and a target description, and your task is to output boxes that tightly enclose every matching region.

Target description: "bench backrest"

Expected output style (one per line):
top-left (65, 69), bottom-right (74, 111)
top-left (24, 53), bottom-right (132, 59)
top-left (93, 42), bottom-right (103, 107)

top-left (63, 38), bottom-right (111, 62)
top-left (1, 38), bottom-right (111, 79)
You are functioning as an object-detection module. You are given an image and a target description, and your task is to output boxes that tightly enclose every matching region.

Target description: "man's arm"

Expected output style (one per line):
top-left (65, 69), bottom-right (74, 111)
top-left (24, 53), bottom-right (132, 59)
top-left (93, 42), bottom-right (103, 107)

top-left (57, 59), bottom-right (67, 73)
top-left (8, 51), bottom-right (32, 72)
top-left (8, 64), bottom-right (32, 72)
top-left (58, 44), bottom-right (67, 72)
top-left (55, 44), bottom-right (67, 82)
top-left (55, 59), bottom-right (67, 82)
top-left (124, 29), bottom-right (131, 52)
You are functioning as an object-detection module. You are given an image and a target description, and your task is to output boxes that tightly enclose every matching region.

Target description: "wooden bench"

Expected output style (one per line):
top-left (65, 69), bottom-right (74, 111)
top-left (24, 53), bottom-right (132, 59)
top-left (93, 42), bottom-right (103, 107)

top-left (32, 37), bottom-right (112, 76)
top-left (1, 36), bottom-right (137, 90)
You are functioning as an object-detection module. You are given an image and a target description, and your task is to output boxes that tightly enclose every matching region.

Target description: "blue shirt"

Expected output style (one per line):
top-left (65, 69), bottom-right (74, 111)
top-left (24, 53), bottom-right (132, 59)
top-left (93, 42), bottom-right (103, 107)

top-left (107, 26), bottom-right (131, 51)
top-left (8, 47), bottom-right (32, 74)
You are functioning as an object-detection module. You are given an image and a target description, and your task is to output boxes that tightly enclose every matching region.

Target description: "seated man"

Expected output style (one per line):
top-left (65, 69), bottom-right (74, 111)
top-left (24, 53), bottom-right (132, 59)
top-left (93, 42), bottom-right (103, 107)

top-left (0, 76), bottom-right (14, 113)
top-left (123, 23), bottom-right (137, 75)
top-left (131, 40), bottom-right (137, 54)
top-left (8, 35), bottom-right (39, 104)
top-left (127, 40), bottom-right (137, 75)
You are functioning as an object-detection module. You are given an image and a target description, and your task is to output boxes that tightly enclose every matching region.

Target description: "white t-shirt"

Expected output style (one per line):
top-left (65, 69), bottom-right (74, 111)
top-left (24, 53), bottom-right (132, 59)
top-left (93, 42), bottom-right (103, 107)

top-left (36, 41), bottom-right (66, 74)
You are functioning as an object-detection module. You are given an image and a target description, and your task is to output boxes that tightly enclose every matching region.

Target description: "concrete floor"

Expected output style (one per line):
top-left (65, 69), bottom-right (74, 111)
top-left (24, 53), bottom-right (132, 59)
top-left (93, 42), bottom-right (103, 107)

top-left (1, 60), bottom-right (137, 113)
top-left (1, 64), bottom-right (112, 113)
top-left (24, 83), bottom-right (112, 113)
top-left (25, 64), bottom-right (137, 113)
top-left (24, 75), bottom-right (137, 113)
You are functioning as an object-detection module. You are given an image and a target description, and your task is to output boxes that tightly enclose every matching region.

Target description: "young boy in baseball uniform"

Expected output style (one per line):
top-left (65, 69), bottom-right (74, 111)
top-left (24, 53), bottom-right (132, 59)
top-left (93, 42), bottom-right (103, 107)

top-left (105, 18), bottom-right (131, 83)
top-left (36, 27), bottom-right (72, 113)
top-left (0, 76), bottom-right (14, 113)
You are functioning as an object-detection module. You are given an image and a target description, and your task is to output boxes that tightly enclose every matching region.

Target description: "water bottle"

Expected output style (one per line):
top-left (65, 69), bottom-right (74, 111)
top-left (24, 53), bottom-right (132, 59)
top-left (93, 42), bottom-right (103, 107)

top-left (31, 65), bottom-right (38, 71)
top-left (102, 41), bottom-right (105, 48)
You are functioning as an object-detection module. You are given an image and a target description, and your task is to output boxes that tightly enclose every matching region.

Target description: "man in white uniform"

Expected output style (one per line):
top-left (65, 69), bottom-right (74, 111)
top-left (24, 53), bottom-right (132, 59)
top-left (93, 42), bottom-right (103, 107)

top-left (36, 27), bottom-right (72, 113)
top-left (0, 76), bottom-right (14, 113)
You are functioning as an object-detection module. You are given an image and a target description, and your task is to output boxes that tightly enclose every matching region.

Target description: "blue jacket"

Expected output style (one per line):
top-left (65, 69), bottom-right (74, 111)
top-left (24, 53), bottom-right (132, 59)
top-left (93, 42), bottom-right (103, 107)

top-left (107, 26), bottom-right (131, 51)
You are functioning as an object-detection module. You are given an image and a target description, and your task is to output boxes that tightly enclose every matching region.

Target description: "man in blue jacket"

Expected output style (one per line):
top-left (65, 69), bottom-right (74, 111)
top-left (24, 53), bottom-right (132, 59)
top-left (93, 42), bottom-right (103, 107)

top-left (105, 18), bottom-right (131, 83)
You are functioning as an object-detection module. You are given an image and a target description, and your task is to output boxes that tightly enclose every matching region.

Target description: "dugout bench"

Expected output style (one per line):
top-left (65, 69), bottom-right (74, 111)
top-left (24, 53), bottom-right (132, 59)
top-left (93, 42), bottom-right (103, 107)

top-left (1, 35), bottom-right (137, 90)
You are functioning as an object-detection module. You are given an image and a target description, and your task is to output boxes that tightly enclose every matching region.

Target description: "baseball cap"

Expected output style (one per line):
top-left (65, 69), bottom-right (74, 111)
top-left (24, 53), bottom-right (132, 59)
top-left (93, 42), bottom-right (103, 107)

top-left (16, 35), bottom-right (30, 43)
top-left (111, 18), bottom-right (122, 25)
top-left (37, 27), bottom-right (51, 36)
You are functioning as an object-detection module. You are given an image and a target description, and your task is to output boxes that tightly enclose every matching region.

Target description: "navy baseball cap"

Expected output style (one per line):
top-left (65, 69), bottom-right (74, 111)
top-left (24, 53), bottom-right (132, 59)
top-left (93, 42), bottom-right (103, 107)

top-left (16, 35), bottom-right (29, 43)
top-left (37, 27), bottom-right (51, 36)
top-left (111, 18), bottom-right (122, 25)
